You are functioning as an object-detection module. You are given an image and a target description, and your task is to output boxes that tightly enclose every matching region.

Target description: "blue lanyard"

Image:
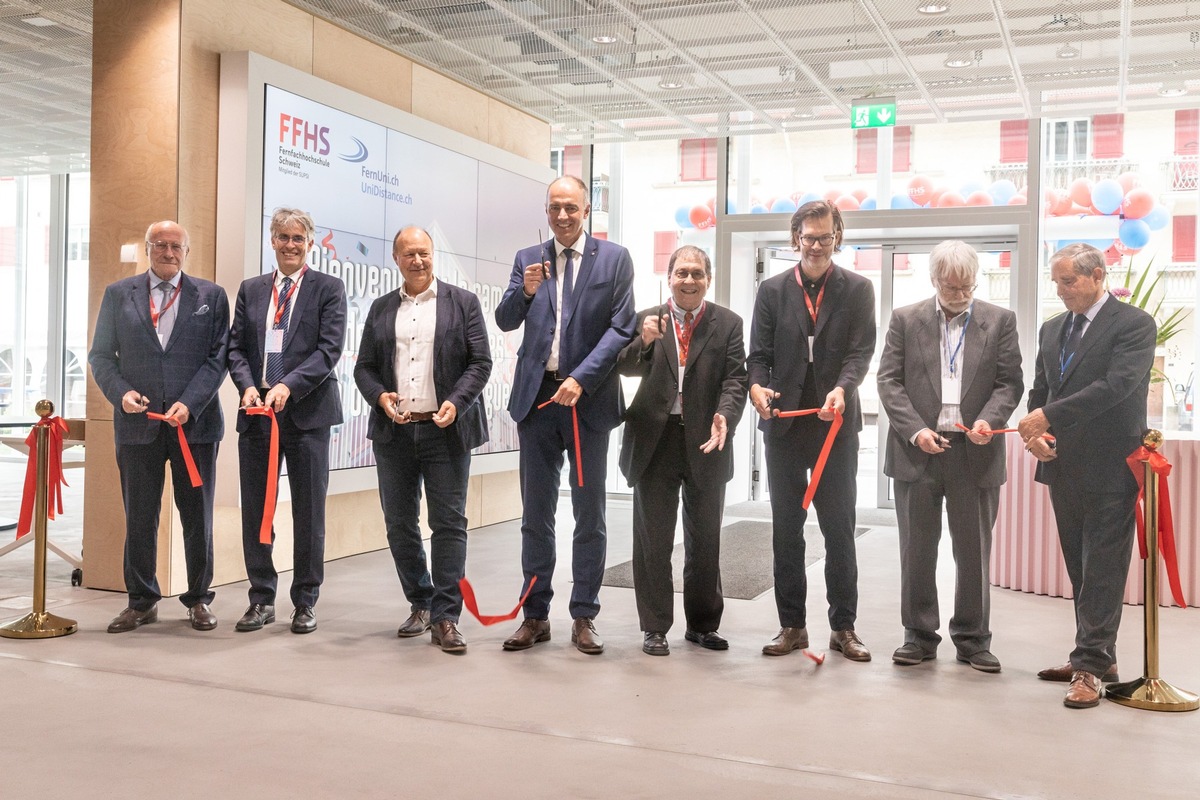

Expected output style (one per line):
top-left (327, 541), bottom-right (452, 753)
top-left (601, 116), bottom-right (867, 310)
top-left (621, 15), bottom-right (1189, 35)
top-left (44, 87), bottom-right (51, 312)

top-left (943, 305), bottom-right (971, 378)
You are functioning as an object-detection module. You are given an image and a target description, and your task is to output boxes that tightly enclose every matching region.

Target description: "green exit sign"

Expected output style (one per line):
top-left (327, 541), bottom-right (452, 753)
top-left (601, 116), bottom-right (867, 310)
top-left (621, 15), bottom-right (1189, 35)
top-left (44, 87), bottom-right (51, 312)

top-left (850, 97), bottom-right (897, 129)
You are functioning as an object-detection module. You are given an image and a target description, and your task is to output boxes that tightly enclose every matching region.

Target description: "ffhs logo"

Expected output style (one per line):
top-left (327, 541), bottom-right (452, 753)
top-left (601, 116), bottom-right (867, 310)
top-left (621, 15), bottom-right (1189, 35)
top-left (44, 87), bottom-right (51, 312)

top-left (339, 137), bottom-right (369, 163)
top-left (279, 114), bottom-right (330, 155)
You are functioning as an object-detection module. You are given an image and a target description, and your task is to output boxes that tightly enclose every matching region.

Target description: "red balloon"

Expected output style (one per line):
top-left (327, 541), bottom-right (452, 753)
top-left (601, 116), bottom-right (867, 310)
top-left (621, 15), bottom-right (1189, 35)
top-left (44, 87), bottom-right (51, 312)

top-left (1117, 171), bottom-right (1141, 195)
top-left (965, 191), bottom-right (993, 206)
top-left (688, 204), bottom-right (714, 229)
top-left (908, 175), bottom-right (934, 205)
top-left (1121, 188), bottom-right (1155, 219)
top-left (823, 188), bottom-right (842, 203)
top-left (936, 192), bottom-right (965, 208)
top-left (1113, 239), bottom-right (1143, 256)
top-left (928, 187), bottom-right (946, 207)
top-left (1007, 194), bottom-right (1027, 205)
top-left (834, 195), bottom-right (860, 211)
top-left (1068, 178), bottom-right (1093, 208)
top-left (1043, 189), bottom-right (1059, 215)
top-left (1052, 193), bottom-right (1073, 216)
top-left (851, 188), bottom-right (868, 202)
top-left (705, 197), bottom-right (717, 213)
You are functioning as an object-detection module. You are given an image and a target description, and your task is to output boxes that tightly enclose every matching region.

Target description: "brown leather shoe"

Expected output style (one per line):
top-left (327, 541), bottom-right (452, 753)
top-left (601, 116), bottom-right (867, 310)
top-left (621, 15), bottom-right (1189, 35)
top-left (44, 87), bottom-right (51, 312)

top-left (502, 618), bottom-right (551, 651)
top-left (762, 626), bottom-right (809, 656)
top-left (107, 605), bottom-right (158, 633)
top-left (188, 603), bottom-right (217, 631)
top-left (396, 609), bottom-right (431, 638)
top-left (431, 620), bottom-right (467, 654)
top-left (571, 617), bottom-right (604, 654)
top-left (1038, 661), bottom-right (1119, 682)
top-left (830, 629), bottom-right (872, 662)
top-left (1064, 670), bottom-right (1103, 708)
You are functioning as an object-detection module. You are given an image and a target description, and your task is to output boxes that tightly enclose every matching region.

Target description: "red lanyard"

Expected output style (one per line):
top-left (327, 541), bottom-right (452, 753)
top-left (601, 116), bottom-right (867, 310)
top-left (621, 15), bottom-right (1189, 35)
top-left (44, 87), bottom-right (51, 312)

top-left (669, 300), bottom-right (705, 367)
top-left (272, 267), bottom-right (306, 325)
top-left (149, 276), bottom-right (181, 327)
top-left (793, 264), bottom-right (827, 326)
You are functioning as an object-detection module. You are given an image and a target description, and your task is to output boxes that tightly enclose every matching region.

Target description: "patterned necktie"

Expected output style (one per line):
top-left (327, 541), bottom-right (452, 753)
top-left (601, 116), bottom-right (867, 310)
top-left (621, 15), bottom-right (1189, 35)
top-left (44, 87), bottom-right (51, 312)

top-left (156, 281), bottom-right (176, 345)
top-left (265, 276), bottom-right (293, 387)
top-left (678, 311), bottom-right (695, 367)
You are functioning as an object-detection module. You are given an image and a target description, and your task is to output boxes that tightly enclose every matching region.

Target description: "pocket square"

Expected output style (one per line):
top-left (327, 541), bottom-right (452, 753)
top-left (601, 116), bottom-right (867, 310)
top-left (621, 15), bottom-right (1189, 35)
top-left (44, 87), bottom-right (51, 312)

top-left (193, 304), bottom-right (210, 316)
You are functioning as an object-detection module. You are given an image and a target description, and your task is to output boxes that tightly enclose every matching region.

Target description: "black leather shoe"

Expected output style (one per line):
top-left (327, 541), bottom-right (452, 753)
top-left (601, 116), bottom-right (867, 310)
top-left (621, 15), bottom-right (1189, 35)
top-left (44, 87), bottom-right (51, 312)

top-left (396, 609), bottom-right (431, 638)
top-left (431, 619), bottom-right (467, 654)
top-left (290, 606), bottom-right (317, 634)
top-left (685, 630), bottom-right (729, 650)
top-left (643, 632), bottom-right (670, 656)
top-left (188, 603), bottom-right (217, 631)
top-left (107, 605), bottom-right (158, 633)
top-left (502, 618), bottom-right (551, 651)
top-left (235, 604), bottom-right (276, 632)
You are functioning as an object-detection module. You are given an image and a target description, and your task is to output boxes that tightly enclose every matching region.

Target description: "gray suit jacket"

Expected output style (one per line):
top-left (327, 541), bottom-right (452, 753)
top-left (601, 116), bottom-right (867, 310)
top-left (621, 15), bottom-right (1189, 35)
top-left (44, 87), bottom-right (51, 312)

top-left (878, 297), bottom-right (1023, 487)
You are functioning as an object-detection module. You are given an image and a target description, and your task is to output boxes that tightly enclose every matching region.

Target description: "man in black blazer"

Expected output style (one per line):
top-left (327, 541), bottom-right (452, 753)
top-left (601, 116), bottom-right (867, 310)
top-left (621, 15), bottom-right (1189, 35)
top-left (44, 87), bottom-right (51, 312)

top-left (747, 201), bottom-right (876, 662)
top-left (617, 246), bottom-right (747, 656)
top-left (494, 176), bottom-right (636, 655)
top-left (354, 227), bottom-right (492, 654)
top-left (227, 208), bottom-right (347, 634)
top-left (89, 220), bottom-right (229, 633)
top-left (1019, 243), bottom-right (1156, 708)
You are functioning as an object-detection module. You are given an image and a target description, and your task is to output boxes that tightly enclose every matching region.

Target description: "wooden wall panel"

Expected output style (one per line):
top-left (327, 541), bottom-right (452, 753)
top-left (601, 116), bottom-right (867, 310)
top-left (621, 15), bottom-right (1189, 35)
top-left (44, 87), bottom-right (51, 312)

top-left (313, 19), bottom-right (413, 112)
top-left (411, 64), bottom-right (489, 143)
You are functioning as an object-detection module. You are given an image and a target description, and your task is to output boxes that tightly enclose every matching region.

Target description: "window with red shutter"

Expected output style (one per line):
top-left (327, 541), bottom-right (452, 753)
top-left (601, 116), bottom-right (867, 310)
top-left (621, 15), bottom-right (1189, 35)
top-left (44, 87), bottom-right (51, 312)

top-left (1091, 114), bottom-right (1124, 159)
top-left (1175, 110), bottom-right (1198, 155)
top-left (653, 231), bottom-right (678, 275)
top-left (855, 129), bottom-right (878, 174)
top-left (999, 120), bottom-right (1028, 164)
top-left (1173, 215), bottom-right (1196, 263)
top-left (679, 139), bottom-right (717, 181)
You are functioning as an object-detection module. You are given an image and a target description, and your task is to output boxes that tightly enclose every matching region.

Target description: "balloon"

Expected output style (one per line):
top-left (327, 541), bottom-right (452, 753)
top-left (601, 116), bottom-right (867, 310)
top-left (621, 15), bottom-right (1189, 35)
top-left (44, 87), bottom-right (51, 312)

top-left (688, 204), bottom-right (715, 229)
top-left (770, 197), bottom-right (797, 213)
top-left (1052, 192), bottom-right (1074, 216)
top-left (859, 197), bottom-right (877, 211)
top-left (988, 179), bottom-right (1018, 205)
top-left (789, 192), bottom-right (805, 205)
top-left (891, 193), bottom-right (918, 209)
top-left (1142, 205), bottom-right (1169, 231)
top-left (1121, 188), bottom-right (1154, 219)
top-left (928, 188), bottom-right (946, 207)
top-left (907, 175), bottom-right (934, 206)
top-left (936, 192), bottom-right (965, 208)
top-left (1091, 179), bottom-right (1124, 215)
top-left (800, 192), bottom-right (821, 204)
top-left (674, 205), bottom-right (693, 228)
top-left (965, 191), bottom-right (994, 206)
top-left (1118, 218), bottom-right (1151, 250)
top-left (750, 203), bottom-right (769, 214)
top-left (834, 195), bottom-right (860, 211)
top-left (705, 197), bottom-right (717, 213)
top-left (1117, 171), bottom-right (1141, 194)
top-left (959, 180), bottom-right (984, 197)
top-left (1068, 178), bottom-right (1094, 207)
top-left (1082, 238), bottom-right (1115, 250)
top-left (851, 188), bottom-right (869, 202)
top-left (725, 199), bottom-right (737, 214)
top-left (1113, 239), bottom-right (1142, 256)
top-left (823, 188), bottom-right (842, 203)
top-left (1007, 194), bottom-right (1027, 206)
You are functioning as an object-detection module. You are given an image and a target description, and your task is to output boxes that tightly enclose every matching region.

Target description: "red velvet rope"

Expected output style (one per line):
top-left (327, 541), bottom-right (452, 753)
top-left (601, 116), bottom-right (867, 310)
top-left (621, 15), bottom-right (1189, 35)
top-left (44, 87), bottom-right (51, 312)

top-left (1126, 446), bottom-right (1187, 608)
top-left (146, 412), bottom-right (202, 488)
top-left (773, 407), bottom-right (843, 510)
top-left (458, 575), bottom-right (538, 625)
top-left (16, 416), bottom-right (68, 539)
top-left (244, 406), bottom-right (279, 545)
top-left (537, 398), bottom-right (584, 487)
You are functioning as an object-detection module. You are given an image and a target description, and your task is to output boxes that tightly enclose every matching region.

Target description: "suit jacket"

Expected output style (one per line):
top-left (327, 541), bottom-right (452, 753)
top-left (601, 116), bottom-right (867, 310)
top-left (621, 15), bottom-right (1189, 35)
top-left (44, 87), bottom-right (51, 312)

top-left (89, 271), bottom-right (229, 445)
top-left (495, 234), bottom-right (636, 431)
top-left (353, 279), bottom-right (492, 456)
top-left (1028, 293), bottom-right (1156, 492)
top-left (746, 264), bottom-right (875, 439)
top-left (228, 268), bottom-right (348, 432)
top-left (617, 302), bottom-right (748, 487)
top-left (878, 298), bottom-right (1023, 487)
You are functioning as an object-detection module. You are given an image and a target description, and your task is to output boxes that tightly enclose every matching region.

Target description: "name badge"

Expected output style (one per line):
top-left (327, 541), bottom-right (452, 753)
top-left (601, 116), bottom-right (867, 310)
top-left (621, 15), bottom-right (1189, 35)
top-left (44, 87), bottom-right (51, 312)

top-left (941, 375), bottom-right (962, 404)
top-left (266, 329), bottom-right (285, 354)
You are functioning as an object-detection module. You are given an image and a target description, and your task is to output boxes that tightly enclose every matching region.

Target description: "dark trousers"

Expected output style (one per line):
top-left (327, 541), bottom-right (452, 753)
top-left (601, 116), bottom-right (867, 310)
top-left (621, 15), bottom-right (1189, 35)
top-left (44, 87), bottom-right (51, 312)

top-left (373, 422), bottom-right (470, 623)
top-left (1049, 485), bottom-right (1136, 677)
top-left (766, 416), bottom-right (859, 631)
top-left (632, 418), bottom-right (724, 634)
top-left (894, 439), bottom-right (998, 656)
top-left (238, 411), bottom-right (330, 608)
top-left (517, 377), bottom-right (611, 620)
top-left (115, 426), bottom-right (217, 611)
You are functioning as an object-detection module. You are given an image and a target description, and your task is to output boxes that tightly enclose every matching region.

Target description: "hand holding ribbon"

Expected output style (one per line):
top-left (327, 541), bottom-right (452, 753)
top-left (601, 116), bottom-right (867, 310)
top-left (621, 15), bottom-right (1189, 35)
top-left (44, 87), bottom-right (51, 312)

top-left (772, 406), bottom-right (843, 509)
top-left (1126, 446), bottom-right (1186, 608)
top-left (244, 405), bottom-right (279, 545)
top-left (537, 398), bottom-right (584, 486)
top-left (16, 416), bottom-right (69, 539)
top-left (146, 411), bottom-right (202, 488)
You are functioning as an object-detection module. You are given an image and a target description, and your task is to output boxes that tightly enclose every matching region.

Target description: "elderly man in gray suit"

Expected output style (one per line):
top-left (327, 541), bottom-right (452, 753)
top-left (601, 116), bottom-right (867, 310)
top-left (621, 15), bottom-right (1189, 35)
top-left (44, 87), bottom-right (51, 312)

top-left (877, 240), bottom-right (1023, 673)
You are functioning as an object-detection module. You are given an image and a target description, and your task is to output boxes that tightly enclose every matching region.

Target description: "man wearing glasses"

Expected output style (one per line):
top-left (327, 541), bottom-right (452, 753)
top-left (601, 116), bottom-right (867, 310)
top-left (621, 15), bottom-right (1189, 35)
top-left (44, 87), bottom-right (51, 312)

top-left (228, 208), bottom-right (347, 634)
top-left (877, 240), bottom-right (1022, 673)
top-left (89, 220), bottom-right (230, 633)
top-left (747, 200), bottom-right (875, 662)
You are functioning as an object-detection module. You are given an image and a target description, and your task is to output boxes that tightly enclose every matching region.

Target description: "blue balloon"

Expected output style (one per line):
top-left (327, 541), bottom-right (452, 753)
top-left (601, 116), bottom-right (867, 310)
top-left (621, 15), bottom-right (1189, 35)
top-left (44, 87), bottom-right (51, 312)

top-left (1082, 238), bottom-right (1115, 251)
top-left (1142, 205), bottom-right (1169, 231)
top-left (859, 197), bottom-right (877, 211)
top-left (725, 199), bottom-right (737, 215)
top-left (1091, 179), bottom-right (1124, 215)
top-left (751, 203), bottom-right (769, 214)
top-left (959, 181), bottom-right (984, 197)
top-left (1118, 218), bottom-right (1151, 250)
top-left (674, 205), bottom-right (693, 228)
top-left (770, 198), bottom-right (797, 213)
top-left (891, 193), bottom-right (918, 209)
top-left (800, 192), bottom-right (821, 204)
top-left (988, 179), bottom-right (1018, 205)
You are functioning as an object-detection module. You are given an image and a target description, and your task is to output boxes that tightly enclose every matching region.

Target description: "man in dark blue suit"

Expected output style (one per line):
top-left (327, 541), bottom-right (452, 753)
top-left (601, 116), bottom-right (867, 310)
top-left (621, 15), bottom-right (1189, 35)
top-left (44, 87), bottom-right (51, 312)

top-left (228, 208), bottom-right (347, 634)
top-left (354, 227), bottom-right (492, 654)
top-left (89, 220), bottom-right (230, 633)
top-left (1019, 243), bottom-right (1156, 708)
top-left (495, 175), bottom-right (636, 654)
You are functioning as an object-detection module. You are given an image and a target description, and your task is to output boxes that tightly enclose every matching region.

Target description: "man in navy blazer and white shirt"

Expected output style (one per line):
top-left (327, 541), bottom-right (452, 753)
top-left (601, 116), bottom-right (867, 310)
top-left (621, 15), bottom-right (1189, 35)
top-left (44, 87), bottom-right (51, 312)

top-left (495, 175), bottom-right (636, 655)
top-left (354, 227), bottom-right (492, 654)
top-left (89, 220), bottom-right (230, 633)
top-left (227, 207), bottom-right (347, 634)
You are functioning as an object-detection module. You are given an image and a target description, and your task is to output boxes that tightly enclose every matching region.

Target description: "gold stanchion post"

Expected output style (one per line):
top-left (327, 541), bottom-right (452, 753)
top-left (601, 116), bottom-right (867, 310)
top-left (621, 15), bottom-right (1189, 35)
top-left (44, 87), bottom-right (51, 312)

top-left (0, 400), bottom-right (78, 639)
top-left (1106, 430), bottom-right (1198, 711)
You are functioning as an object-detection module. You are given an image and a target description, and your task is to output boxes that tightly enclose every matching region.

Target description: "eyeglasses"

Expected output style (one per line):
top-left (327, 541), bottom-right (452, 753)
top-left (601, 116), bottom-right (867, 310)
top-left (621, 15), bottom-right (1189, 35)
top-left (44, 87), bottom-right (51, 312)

top-left (671, 268), bottom-right (708, 282)
top-left (799, 235), bottom-right (836, 247)
top-left (149, 241), bottom-right (187, 254)
top-left (274, 234), bottom-right (310, 245)
top-left (939, 282), bottom-right (977, 295)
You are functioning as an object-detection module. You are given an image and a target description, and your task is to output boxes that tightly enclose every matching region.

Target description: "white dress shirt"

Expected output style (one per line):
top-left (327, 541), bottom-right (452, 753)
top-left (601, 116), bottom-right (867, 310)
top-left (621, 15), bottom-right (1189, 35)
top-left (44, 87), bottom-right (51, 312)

top-left (393, 280), bottom-right (439, 414)
top-left (546, 232), bottom-right (585, 373)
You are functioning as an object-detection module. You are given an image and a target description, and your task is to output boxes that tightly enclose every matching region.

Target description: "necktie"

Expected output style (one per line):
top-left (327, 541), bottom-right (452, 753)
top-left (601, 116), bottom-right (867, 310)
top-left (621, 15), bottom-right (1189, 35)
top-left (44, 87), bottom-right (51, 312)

top-left (679, 311), bottom-right (695, 367)
top-left (1060, 312), bottom-right (1084, 379)
top-left (561, 247), bottom-right (575, 308)
top-left (265, 276), bottom-right (293, 387)
top-left (156, 281), bottom-right (176, 345)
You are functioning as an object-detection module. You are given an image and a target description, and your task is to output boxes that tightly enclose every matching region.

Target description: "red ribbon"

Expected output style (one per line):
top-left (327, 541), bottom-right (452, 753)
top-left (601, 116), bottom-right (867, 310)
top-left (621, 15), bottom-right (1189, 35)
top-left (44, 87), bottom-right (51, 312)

top-left (458, 575), bottom-right (538, 625)
top-left (774, 407), bottom-right (843, 509)
top-left (146, 412), bottom-right (202, 488)
top-left (954, 422), bottom-right (1056, 443)
top-left (537, 398), bottom-right (584, 487)
top-left (244, 406), bottom-right (279, 545)
top-left (16, 416), bottom-right (69, 540)
top-left (1126, 446), bottom-right (1187, 608)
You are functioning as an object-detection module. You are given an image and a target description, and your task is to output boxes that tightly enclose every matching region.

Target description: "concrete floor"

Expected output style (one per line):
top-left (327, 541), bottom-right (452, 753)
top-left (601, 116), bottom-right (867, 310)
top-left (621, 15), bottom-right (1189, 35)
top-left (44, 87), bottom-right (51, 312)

top-left (2, 466), bottom-right (1199, 799)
